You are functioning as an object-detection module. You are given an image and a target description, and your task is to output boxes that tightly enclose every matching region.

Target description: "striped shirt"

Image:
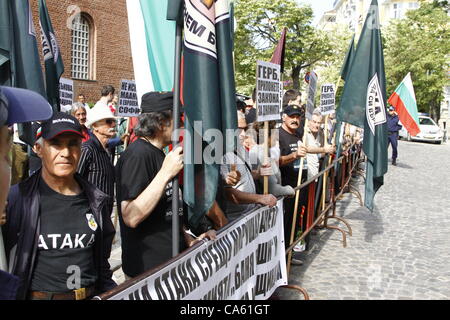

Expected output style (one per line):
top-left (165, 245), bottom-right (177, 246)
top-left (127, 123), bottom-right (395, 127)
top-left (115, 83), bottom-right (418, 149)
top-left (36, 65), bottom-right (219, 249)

top-left (77, 133), bottom-right (115, 211)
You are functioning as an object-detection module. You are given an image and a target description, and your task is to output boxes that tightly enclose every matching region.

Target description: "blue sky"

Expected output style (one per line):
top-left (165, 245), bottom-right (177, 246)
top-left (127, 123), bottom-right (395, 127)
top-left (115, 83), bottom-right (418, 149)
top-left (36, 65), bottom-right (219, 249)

top-left (296, 0), bottom-right (336, 25)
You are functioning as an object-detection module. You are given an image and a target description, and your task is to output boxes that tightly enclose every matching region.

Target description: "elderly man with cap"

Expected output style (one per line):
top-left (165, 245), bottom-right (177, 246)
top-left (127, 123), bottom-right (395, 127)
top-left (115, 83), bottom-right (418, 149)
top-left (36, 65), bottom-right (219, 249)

top-left (0, 86), bottom-right (53, 300)
top-left (278, 104), bottom-right (308, 265)
top-left (387, 106), bottom-right (402, 166)
top-left (115, 91), bottom-right (216, 279)
top-left (77, 104), bottom-right (117, 218)
top-left (3, 111), bottom-right (116, 300)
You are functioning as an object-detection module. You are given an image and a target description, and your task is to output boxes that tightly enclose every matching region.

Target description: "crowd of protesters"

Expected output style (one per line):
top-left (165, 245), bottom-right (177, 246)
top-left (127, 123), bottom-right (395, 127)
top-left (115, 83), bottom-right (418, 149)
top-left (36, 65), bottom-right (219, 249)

top-left (0, 84), bottom-right (364, 300)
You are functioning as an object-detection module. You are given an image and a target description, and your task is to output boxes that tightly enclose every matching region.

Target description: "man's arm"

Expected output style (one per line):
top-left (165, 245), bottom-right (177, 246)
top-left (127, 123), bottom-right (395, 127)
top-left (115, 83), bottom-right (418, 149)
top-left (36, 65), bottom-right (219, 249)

top-left (206, 201), bottom-right (228, 229)
top-left (279, 145), bottom-right (308, 167)
top-left (307, 145), bottom-right (335, 154)
top-left (121, 147), bottom-right (183, 228)
top-left (224, 188), bottom-right (277, 208)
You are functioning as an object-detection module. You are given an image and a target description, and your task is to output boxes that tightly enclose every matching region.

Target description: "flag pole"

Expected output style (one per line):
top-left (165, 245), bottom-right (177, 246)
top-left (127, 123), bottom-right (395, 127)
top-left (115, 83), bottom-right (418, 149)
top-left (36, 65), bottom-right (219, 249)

top-left (171, 22), bottom-right (182, 257)
top-left (263, 121), bottom-right (269, 194)
top-left (321, 116), bottom-right (329, 211)
top-left (287, 119), bottom-right (309, 275)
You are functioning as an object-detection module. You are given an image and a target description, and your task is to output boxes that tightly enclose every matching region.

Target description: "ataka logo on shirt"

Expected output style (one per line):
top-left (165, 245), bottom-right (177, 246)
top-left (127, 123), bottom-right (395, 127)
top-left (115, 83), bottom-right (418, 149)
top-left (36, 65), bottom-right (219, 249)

top-left (366, 74), bottom-right (387, 135)
top-left (86, 214), bottom-right (98, 231)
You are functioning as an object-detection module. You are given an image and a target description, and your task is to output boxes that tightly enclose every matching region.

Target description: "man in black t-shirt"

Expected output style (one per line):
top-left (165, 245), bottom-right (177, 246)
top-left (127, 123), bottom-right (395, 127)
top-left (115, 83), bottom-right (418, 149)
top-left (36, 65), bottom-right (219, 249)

top-left (115, 92), bottom-right (216, 279)
top-left (4, 112), bottom-right (116, 300)
top-left (278, 105), bottom-right (308, 259)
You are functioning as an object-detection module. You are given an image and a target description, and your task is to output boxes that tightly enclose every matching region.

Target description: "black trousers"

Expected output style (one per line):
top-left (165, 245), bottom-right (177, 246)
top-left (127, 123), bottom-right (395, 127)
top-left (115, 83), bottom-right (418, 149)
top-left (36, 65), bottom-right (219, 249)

top-left (388, 132), bottom-right (399, 160)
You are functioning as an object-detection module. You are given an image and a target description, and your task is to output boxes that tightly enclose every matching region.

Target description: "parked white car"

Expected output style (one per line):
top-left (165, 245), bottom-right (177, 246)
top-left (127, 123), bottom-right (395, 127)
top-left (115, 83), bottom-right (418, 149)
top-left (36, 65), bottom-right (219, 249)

top-left (399, 114), bottom-right (443, 144)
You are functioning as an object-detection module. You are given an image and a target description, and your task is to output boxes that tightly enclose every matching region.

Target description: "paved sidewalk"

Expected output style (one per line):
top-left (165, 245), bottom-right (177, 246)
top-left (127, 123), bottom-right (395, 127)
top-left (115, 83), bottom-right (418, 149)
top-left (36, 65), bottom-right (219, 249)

top-left (278, 140), bottom-right (450, 300)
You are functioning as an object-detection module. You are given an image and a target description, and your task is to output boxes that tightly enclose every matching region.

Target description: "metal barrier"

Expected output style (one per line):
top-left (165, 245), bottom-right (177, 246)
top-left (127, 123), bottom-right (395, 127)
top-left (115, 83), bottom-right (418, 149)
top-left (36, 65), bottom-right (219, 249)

top-left (104, 146), bottom-right (365, 300)
top-left (282, 145), bottom-right (364, 299)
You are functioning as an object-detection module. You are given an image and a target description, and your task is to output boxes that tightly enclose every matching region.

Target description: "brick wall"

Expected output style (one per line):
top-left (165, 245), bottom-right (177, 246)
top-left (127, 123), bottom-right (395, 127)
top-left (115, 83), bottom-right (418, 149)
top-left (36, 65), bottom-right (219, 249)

top-left (30, 0), bottom-right (134, 105)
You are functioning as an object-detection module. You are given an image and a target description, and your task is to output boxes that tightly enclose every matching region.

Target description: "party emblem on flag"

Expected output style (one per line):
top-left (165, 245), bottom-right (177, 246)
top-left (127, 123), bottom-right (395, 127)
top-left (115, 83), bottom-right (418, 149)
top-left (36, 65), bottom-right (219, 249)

top-left (86, 214), bottom-right (98, 231)
top-left (366, 73), bottom-right (386, 135)
top-left (201, 0), bottom-right (214, 9)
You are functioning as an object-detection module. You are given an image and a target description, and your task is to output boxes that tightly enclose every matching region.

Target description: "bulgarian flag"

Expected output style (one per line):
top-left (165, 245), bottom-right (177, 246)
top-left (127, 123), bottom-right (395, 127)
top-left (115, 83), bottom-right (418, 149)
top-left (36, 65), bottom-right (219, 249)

top-left (126, 0), bottom-right (176, 102)
top-left (388, 73), bottom-right (420, 137)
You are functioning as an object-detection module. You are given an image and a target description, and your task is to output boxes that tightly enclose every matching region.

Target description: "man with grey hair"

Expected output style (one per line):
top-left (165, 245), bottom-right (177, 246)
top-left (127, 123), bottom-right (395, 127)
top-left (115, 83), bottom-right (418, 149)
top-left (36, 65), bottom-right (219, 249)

top-left (306, 109), bottom-right (335, 180)
top-left (115, 91), bottom-right (216, 279)
top-left (5, 112), bottom-right (116, 299)
top-left (71, 102), bottom-right (90, 142)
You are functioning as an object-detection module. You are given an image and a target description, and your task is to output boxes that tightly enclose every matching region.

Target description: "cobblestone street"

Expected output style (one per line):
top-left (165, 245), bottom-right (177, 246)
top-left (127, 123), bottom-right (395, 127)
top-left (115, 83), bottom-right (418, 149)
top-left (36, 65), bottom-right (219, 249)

top-left (278, 140), bottom-right (450, 300)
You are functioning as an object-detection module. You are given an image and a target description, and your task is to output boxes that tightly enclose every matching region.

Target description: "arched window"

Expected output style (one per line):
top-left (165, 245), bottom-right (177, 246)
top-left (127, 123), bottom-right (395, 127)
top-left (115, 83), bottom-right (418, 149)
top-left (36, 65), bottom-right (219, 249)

top-left (71, 14), bottom-right (91, 80)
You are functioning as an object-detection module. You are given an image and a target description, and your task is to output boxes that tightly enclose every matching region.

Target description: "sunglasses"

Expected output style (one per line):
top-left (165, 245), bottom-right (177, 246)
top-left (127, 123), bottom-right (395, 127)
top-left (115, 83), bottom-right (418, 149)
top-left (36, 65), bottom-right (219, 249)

top-left (105, 119), bottom-right (116, 125)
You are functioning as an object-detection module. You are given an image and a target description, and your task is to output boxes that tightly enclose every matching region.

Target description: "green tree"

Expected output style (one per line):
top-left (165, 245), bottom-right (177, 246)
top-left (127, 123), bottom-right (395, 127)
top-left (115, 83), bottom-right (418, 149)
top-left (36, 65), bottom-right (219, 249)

top-left (384, 1), bottom-right (450, 120)
top-left (314, 25), bottom-right (353, 104)
top-left (233, 0), bottom-right (334, 95)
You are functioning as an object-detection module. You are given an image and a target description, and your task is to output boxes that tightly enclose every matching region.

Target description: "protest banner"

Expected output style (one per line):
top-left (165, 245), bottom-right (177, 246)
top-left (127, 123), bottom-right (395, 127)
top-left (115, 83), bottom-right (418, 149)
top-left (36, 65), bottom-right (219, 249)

top-left (59, 77), bottom-right (73, 107)
top-left (256, 61), bottom-right (281, 122)
top-left (320, 84), bottom-right (335, 116)
top-left (305, 71), bottom-right (318, 120)
top-left (101, 200), bottom-right (288, 300)
top-left (117, 79), bottom-right (140, 117)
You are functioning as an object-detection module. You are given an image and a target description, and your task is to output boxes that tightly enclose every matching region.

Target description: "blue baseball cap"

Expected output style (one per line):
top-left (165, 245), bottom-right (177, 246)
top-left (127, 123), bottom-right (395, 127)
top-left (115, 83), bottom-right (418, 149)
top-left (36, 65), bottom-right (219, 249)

top-left (0, 86), bottom-right (53, 127)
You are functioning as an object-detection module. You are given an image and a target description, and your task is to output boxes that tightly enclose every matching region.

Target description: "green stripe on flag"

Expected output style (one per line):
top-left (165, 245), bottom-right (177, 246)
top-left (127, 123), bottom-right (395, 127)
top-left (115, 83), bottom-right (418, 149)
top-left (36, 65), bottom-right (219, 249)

top-left (139, 0), bottom-right (175, 91)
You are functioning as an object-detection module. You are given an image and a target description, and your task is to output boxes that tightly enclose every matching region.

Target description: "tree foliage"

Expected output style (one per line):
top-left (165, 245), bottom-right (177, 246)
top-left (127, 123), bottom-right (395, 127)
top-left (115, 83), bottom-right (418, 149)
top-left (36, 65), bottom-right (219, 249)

top-left (233, 0), bottom-right (334, 95)
top-left (384, 1), bottom-right (450, 120)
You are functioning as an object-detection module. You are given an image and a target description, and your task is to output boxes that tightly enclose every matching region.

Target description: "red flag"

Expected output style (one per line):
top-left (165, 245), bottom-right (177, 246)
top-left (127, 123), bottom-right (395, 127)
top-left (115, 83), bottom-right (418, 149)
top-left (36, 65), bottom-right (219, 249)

top-left (270, 27), bottom-right (287, 73)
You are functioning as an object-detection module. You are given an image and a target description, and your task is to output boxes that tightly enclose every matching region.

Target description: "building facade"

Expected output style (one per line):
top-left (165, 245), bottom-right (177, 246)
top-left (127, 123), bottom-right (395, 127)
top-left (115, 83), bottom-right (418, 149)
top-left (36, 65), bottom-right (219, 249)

top-left (30, 0), bottom-right (134, 105)
top-left (320, 0), bottom-right (423, 32)
top-left (319, 0), bottom-right (450, 138)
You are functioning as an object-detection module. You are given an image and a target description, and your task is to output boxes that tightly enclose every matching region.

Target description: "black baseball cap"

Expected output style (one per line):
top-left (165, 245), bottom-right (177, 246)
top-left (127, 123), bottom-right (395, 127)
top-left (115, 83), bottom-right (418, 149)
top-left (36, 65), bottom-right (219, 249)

top-left (38, 112), bottom-right (83, 140)
top-left (140, 91), bottom-right (183, 114)
top-left (283, 104), bottom-right (304, 117)
top-left (0, 86), bottom-right (53, 127)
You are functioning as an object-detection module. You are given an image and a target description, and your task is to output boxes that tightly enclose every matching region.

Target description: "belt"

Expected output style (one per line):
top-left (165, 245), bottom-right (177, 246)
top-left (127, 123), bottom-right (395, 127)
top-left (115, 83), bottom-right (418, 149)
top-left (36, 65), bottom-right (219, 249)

top-left (29, 286), bottom-right (95, 300)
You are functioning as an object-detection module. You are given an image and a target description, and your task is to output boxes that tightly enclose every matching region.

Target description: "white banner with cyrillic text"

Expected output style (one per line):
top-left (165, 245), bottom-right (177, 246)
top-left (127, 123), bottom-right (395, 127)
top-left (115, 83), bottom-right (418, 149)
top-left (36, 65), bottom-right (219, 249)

top-left (106, 200), bottom-right (287, 300)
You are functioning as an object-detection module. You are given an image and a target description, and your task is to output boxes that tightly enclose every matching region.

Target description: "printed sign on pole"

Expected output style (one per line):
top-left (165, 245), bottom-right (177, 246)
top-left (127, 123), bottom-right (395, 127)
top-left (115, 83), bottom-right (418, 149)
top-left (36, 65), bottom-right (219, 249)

top-left (320, 84), bottom-right (335, 115)
top-left (59, 77), bottom-right (73, 110)
top-left (117, 79), bottom-right (140, 117)
top-left (256, 60), bottom-right (281, 122)
top-left (305, 71), bottom-right (318, 120)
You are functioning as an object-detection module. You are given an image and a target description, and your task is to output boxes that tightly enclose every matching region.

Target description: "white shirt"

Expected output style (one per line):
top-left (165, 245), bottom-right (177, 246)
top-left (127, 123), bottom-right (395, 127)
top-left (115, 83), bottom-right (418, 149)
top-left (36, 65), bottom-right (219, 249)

top-left (306, 129), bottom-right (324, 181)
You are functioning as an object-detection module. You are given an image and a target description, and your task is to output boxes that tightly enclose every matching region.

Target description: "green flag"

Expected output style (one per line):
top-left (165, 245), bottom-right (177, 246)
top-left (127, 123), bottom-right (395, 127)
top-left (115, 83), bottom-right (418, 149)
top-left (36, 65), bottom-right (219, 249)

top-left (0, 0), bottom-right (46, 145)
top-left (182, 0), bottom-right (238, 227)
top-left (335, 35), bottom-right (355, 159)
top-left (39, 0), bottom-right (64, 112)
top-left (339, 34), bottom-right (355, 82)
top-left (336, 0), bottom-right (388, 211)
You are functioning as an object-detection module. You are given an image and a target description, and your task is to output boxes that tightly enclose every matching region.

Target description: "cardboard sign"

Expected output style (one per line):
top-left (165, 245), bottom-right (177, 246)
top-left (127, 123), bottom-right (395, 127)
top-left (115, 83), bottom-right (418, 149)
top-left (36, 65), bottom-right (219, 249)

top-left (256, 61), bottom-right (282, 122)
top-left (59, 77), bottom-right (74, 107)
top-left (320, 84), bottom-right (335, 115)
top-left (306, 71), bottom-right (318, 120)
top-left (117, 79), bottom-right (140, 117)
